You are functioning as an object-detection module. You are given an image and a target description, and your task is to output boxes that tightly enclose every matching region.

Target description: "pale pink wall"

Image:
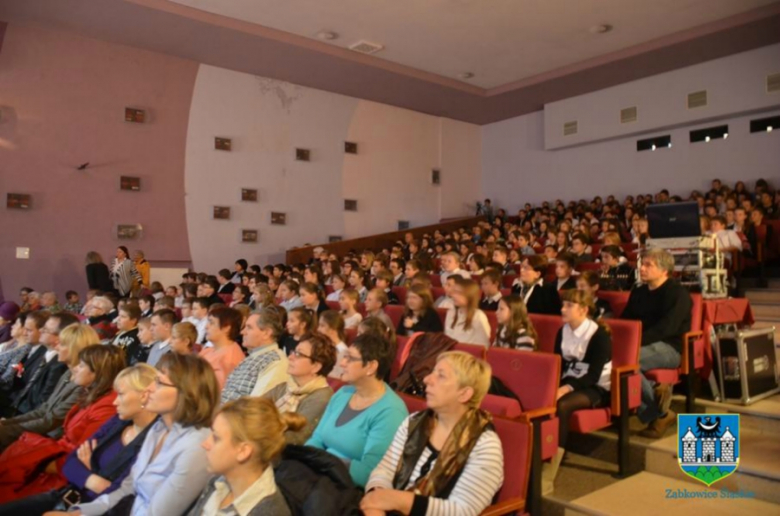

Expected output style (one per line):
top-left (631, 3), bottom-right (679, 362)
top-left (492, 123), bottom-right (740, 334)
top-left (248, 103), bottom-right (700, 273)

top-left (0, 24), bottom-right (198, 300)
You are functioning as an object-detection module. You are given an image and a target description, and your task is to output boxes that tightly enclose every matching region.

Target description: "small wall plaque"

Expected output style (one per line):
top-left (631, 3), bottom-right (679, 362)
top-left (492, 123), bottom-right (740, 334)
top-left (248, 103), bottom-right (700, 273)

top-left (432, 169), bottom-right (441, 185)
top-left (215, 137), bottom-right (232, 151)
top-left (242, 229), bottom-right (259, 243)
top-left (271, 212), bottom-right (286, 225)
top-left (117, 224), bottom-right (143, 240)
top-left (213, 206), bottom-right (231, 220)
top-left (398, 220), bottom-right (410, 230)
top-left (344, 199), bottom-right (358, 211)
top-left (295, 148), bottom-right (310, 161)
top-left (120, 176), bottom-right (141, 191)
top-left (345, 142), bottom-right (358, 154)
top-left (124, 108), bottom-right (145, 123)
top-left (7, 193), bottom-right (31, 210)
top-left (329, 235), bottom-right (343, 243)
top-left (241, 188), bottom-right (258, 202)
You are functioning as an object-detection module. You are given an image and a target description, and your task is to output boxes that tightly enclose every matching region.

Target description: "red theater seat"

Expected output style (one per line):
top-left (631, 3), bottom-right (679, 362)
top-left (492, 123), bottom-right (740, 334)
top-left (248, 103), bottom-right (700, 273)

top-left (430, 274), bottom-right (442, 287)
top-left (596, 291), bottom-right (629, 318)
top-left (527, 314), bottom-right (563, 354)
top-left (502, 275), bottom-right (518, 289)
top-left (389, 334), bottom-right (417, 381)
top-left (435, 307), bottom-right (448, 327)
top-left (453, 342), bottom-right (486, 360)
top-left (384, 305), bottom-right (404, 328)
top-left (391, 286), bottom-right (407, 305)
top-left (345, 328), bottom-right (358, 345)
top-left (326, 300), bottom-right (340, 311)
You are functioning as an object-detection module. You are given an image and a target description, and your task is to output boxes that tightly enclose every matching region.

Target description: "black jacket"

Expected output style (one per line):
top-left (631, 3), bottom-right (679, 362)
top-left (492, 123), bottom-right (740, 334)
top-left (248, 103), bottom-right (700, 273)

top-left (218, 283), bottom-right (236, 295)
top-left (513, 282), bottom-right (562, 315)
top-left (15, 357), bottom-right (67, 414)
top-left (396, 308), bottom-right (444, 336)
top-left (622, 279), bottom-right (692, 352)
top-left (275, 445), bottom-right (362, 516)
top-left (554, 324), bottom-right (612, 392)
top-left (85, 263), bottom-right (114, 293)
top-left (555, 277), bottom-right (577, 291)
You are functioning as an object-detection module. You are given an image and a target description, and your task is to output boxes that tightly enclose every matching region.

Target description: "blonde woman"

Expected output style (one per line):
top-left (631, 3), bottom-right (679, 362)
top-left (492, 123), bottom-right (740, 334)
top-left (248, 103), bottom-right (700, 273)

top-left (362, 351), bottom-right (503, 515)
top-left (189, 398), bottom-right (302, 515)
top-left (0, 324), bottom-right (99, 451)
top-left (2, 364), bottom-right (157, 512)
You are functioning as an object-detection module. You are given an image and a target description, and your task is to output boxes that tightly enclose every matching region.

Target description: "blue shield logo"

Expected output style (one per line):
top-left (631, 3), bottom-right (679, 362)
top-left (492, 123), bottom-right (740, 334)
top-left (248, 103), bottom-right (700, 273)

top-left (678, 413), bottom-right (739, 486)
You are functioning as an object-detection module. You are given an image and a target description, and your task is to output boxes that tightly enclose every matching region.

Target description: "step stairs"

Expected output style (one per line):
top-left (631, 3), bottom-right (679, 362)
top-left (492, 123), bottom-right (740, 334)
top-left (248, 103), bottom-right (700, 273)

top-left (542, 395), bottom-right (780, 515)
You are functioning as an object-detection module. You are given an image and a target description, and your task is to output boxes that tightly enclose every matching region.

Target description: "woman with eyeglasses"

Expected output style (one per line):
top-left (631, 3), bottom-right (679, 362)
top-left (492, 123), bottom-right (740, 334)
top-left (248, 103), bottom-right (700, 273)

top-left (0, 364), bottom-right (157, 514)
top-left (262, 333), bottom-right (335, 444)
top-left (306, 333), bottom-right (408, 488)
top-left (65, 354), bottom-right (221, 516)
top-left (361, 351), bottom-right (503, 516)
top-left (0, 345), bottom-right (125, 502)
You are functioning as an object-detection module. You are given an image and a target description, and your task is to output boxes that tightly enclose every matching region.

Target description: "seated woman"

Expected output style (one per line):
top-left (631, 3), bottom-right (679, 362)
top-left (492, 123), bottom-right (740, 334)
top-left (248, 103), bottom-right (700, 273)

top-left (86, 297), bottom-right (117, 342)
top-left (397, 284), bottom-right (443, 337)
top-left (171, 321), bottom-right (200, 355)
top-left (0, 364), bottom-right (157, 514)
top-left (300, 282), bottom-right (328, 317)
top-left (317, 310), bottom-right (349, 379)
top-left (361, 351), bottom-right (503, 516)
top-left (0, 345), bottom-right (125, 501)
top-left (325, 274), bottom-right (346, 302)
top-left (0, 313), bottom-right (29, 389)
top-left (189, 398), bottom-right (302, 515)
top-left (364, 289), bottom-right (394, 330)
top-left (493, 295), bottom-right (536, 350)
top-left (263, 333), bottom-right (335, 444)
top-left (444, 278), bottom-right (491, 347)
top-left (198, 306), bottom-right (245, 388)
top-left (279, 307), bottom-right (317, 356)
top-left (545, 290), bottom-right (612, 493)
top-left (0, 324), bottom-right (98, 452)
top-left (339, 290), bottom-right (363, 330)
top-left (306, 333), bottom-right (408, 488)
top-left (69, 354), bottom-right (220, 516)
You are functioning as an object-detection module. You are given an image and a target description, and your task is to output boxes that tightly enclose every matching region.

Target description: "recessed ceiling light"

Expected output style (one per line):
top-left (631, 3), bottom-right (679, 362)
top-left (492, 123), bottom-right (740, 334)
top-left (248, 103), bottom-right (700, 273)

top-left (459, 72), bottom-right (475, 79)
top-left (589, 24), bottom-right (612, 34)
top-left (316, 30), bottom-right (338, 41)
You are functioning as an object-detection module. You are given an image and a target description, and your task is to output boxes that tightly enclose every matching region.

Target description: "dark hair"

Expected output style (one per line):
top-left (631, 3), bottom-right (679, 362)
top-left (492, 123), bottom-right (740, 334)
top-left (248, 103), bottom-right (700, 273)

top-left (235, 259), bottom-right (248, 271)
top-left (120, 303), bottom-right (142, 321)
top-left (299, 332), bottom-right (337, 377)
top-left (26, 311), bottom-right (50, 330)
top-left (204, 278), bottom-right (219, 291)
top-left (250, 310), bottom-right (284, 341)
top-left (209, 306), bottom-right (243, 341)
top-left (571, 232), bottom-right (589, 245)
top-left (318, 310), bottom-right (346, 342)
top-left (525, 255), bottom-right (548, 276)
top-left (282, 280), bottom-right (300, 295)
top-left (300, 282), bottom-right (324, 302)
top-left (481, 268), bottom-right (502, 286)
top-left (151, 308), bottom-right (176, 326)
top-left (289, 307), bottom-right (317, 333)
top-left (233, 285), bottom-right (250, 300)
top-left (65, 290), bottom-right (78, 299)
top-left (218, 269), bottom-right (232, 281)
top-left (117, 246), bottom-right (130, 259)
top-left (600, 245), bottom-right (623, 259)
top-left (20, 287), bottom-right (34, 295)
top-left (141, 294), bottom-right (156, 310)
top-left (350, 332), bottom-right (394, 380)
top-left (556, 252), bottom-right (576, 270)
top-left (50, 312), bottom-right (80, 334)
top-left (79, 345), bottom-right (126, 406)
top-left (193, 297), bottom-right (212, 310)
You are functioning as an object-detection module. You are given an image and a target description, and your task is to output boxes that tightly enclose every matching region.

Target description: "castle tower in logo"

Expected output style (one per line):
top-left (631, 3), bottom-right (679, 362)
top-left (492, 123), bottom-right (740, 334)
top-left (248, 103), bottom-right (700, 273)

top-left (678, 414), bottom-right (740, 486)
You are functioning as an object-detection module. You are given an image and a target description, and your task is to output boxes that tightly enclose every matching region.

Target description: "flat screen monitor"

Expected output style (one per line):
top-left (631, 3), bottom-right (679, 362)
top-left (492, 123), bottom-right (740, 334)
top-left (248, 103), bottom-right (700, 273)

top-left (646, 202), bottom-right (701, 239)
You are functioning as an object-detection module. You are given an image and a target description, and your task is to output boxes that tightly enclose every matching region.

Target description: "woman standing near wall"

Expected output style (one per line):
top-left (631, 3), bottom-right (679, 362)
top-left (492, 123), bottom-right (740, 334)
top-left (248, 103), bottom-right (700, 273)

top-left (110, 247), bottom-right (140, 298)
top-left (84, 252), bottom-right (114, 294)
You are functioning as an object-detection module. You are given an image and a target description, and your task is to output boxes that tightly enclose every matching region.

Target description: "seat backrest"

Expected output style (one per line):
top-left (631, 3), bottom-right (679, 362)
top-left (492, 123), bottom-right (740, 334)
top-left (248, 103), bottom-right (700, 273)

top-left (486, 348), bottom-right (560, 412)
top-left (484, 310), bottom-right (498, 342)
top-left (435, 307), bottom-right (448, 327)
top-left (429, 274), bottom-right (442, 287)
top-left (453, 342), bottom-right (486, 360)
top-left (356, 303), bottom-right (367, 317)
top-left (385, 305), bottom-right (404, 329)
top-left (590, 243), bottom-right (602, 256)
top-left (577, 262), bottom-right (603, 273)
top-left (596, 291), bottom-right (629, 318)
top-left (527, 314), bottom-right (563, 354)
top-left (218, 293), bottom-right (232, 304)
top-left (345, 328), bottom-right (358, 345)
top-left (326, 377), bottom-right (346, 391)
top-left (544, 264), bottom-right (556, 283)
top-left (502, 275), bottom-right (518, 288)
top-left (389, 334), bottom-right (415, 381)
top-left (492, 416), bottom-right (533, 504)
top-left (324, 285), bottom-right (334, 295)
top-left (431, 287), bottom-right (445, 300)
top-left (399, 392), bottom-right (427, 414)
top-left (689, 293), bottom-right (703, 333)
top-left (605, 319), bottom-right (641, 368)
top-left (481, 394), bottom-right (523, 418)
top-left (512, 263), bottom-right (522, 275)
top-left (500, 288), bottom-right (511, 296)
top-left (326, 300), bottom-right (340, 311)
top-left (392, 287), bottom-right (408, 305)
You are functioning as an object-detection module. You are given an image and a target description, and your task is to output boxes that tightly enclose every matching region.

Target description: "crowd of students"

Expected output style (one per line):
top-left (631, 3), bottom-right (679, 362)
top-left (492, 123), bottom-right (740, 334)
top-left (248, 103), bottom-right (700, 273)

top-left (0, 178), bottom-right (775, 514)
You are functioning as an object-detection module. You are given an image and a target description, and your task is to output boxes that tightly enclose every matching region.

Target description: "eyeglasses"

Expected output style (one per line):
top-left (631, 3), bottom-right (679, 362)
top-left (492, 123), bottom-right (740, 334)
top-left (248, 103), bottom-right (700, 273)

top-left (290, 349), bottom-right (312, 360)
top-left (343, 354), bottom-right (364, 364)
top-left (155, 377), bottom-right (177, 388)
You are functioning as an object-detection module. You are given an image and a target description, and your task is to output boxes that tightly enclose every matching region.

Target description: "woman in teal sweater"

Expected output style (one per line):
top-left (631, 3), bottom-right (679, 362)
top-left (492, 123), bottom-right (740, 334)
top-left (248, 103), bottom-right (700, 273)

top-left (306, 332), bottom-right (408, 487)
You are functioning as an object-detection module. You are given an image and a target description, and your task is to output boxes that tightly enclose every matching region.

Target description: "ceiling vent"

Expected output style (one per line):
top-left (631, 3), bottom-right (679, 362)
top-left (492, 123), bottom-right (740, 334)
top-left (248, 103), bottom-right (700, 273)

top-left (620, 106), bottom-right (638, 124)
top-left (767, 73), bottom-right (780, 93)
top-left (563, 121), bottom-right (578, 136)
top-left (349, 40), bottom-right (384, 55)
top-left (687, 90), bottom-right (708, 109)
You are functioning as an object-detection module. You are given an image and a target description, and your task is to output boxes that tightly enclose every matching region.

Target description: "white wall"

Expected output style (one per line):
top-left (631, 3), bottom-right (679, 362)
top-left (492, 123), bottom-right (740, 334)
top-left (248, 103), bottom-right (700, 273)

top-left (545, 44), bottom-right (780, 150)
top-left (482, 109), bottom-right (780, 212)
top-left (185, 65), bottom-right (481, 273)
top-left (482, 43), bottom-right (780, 213)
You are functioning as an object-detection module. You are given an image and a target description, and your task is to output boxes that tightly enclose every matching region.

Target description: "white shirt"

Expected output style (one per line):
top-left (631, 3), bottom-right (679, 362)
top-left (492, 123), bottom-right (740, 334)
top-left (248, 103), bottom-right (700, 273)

top-left (434, 296), bottom-right (455, 310)
top-left (441, 268), bottom-right (471, 284)
top-left (561, 319), bottom-right (612, 391)
top-left (444, 308), bottom-right (491, 347)
top-left (325, 289), bottom-right (343, 302)
top-left (344, 312), bottom-right (363, 330)
top-left (329, 342), bottom-right (349, 380)
top-left (202, 467), bottom-right (279, 516)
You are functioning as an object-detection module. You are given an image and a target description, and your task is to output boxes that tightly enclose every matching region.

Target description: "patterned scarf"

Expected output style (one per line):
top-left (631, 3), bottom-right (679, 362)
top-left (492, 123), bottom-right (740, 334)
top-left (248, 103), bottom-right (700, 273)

top-left (275, 375), bottom-right (329, 414)
top-left (393, 408), bottom-right (493, 497)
